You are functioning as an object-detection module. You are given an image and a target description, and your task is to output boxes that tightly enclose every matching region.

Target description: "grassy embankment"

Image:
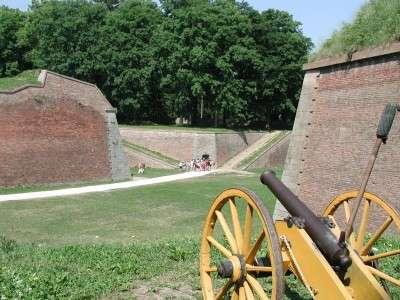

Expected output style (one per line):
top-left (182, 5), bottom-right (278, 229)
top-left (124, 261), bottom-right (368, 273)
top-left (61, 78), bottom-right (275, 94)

top-left (123, 140), bottom-right (180, 167)
top-left (237, 131), bottom-right (290, 170)
top-left (311, 0), bottom-right (400, 61)
top-left (0, 70), bottom-right (41, 91)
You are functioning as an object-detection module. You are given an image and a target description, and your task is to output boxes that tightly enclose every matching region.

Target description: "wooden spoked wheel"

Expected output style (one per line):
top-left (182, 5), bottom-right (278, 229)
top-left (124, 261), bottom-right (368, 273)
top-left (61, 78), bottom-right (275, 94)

top-left (200, 188), bottom-right (284, 300)
top-left (323, 191), bottom-right (400, 294)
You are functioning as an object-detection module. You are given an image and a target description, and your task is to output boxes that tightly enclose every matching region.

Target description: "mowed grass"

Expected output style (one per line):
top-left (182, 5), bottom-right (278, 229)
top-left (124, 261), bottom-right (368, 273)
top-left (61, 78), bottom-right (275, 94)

top-left (0, 171), bottom-right (280, 298)
top-left (0, 69), bottom-right (41, 91)
top-left (0, 172), bottom-right (276, 245)
top-left (0, 168), bottom-right (181, 195)
top-left (0, 179), bottom-right (115, 195)
top-left (0, 170), bottom-right (398, 299)
top-left (130, 167), bottom-right (182, 178)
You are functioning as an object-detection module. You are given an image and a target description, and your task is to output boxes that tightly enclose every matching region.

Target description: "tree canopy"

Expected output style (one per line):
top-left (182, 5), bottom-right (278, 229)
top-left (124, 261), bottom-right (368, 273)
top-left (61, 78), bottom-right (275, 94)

top-left (0, 6), bottom-right (30, 76)
top-left (0, 0), bottom-right (312, 129)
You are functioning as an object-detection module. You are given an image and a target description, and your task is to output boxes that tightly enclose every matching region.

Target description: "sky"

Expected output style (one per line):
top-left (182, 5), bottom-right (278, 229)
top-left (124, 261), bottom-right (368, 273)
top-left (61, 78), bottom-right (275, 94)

top-left (0, 0), bottom-right (367, 48)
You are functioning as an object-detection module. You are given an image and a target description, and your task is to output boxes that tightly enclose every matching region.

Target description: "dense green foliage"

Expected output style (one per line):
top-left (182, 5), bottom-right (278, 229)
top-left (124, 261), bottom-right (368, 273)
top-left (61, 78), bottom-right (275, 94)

top-left (0, 0), bottom-right (311, 128)
top-left (0, 6), bottom-right (31, 76)
top-left (20, 1), bottom-right (108, 81)
top-left (313, 0), bottom-right (400, 60)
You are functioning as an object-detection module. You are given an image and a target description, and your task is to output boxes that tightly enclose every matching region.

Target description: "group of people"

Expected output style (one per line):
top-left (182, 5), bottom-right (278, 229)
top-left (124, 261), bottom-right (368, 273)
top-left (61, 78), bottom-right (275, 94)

top-left (178, 154), bottom-right (215, 172)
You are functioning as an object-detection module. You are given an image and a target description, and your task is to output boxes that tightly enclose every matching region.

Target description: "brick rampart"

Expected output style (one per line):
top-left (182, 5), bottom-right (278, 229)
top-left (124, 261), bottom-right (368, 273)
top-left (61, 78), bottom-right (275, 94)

top-left (276, 43), bottom-right (400, 229)
top-left (120, 128), bottom-right (265, 165)
top-left (246, 133), bottom-right (291, 170)
top-left (0, 70), bottom-right (130, 186)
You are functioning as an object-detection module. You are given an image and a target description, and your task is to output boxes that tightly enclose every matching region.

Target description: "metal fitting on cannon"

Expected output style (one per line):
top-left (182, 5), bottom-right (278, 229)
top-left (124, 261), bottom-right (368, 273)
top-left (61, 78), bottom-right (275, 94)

top-left (260, 170), bottom-right (352, 271)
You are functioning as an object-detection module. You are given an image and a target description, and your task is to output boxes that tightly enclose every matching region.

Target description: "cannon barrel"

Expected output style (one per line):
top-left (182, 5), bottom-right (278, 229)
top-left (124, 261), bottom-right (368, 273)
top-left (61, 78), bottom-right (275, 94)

top-left (260, 171), bottom-right (351, 270)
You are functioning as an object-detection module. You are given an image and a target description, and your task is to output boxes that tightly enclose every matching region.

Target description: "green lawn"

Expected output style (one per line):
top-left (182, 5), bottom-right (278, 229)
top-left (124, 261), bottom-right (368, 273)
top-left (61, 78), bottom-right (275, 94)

top-left (130, 167), bottom-right (182, 178)
top-left (0, 172), bottom-right (276, 245)
top-left (0, 171), bottom-right (280, 298)
top-left (0, 170), bottom-right (398, 299)
top-left (0, 168), bottom-right (181, 195)
top-left (0, 69), bottom-right (41, 91)
top-left (0, 179), bottom-right (115, 195)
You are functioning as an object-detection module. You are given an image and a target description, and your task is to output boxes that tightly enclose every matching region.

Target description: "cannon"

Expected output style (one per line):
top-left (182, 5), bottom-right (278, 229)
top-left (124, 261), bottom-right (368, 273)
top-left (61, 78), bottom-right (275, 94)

top-left (199, 104), bottom-right (400, 299)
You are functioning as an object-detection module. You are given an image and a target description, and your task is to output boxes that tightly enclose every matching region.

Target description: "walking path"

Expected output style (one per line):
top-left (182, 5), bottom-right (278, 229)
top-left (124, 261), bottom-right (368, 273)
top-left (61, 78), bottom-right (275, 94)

top-left (0, 130), bottom-right (288, 203)
top-left (0, 171), bottom-right (211, 202)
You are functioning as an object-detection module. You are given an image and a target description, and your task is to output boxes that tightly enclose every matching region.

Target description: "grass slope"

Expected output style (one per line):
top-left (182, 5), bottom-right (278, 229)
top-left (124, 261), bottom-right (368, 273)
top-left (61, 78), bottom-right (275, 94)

top-left (123, 140), bottom-right (179, 166)
top-left (312, 0), bottom-right (400, 61)
top-left (238, 131), bottom-right (289, 169)
top-left (0, 70), bottom-right (41, 91)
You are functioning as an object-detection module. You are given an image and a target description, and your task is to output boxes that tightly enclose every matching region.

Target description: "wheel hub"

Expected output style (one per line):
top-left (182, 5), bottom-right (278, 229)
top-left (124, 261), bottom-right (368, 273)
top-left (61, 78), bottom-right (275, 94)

top-left (217, 255), bottom-right (246, 283)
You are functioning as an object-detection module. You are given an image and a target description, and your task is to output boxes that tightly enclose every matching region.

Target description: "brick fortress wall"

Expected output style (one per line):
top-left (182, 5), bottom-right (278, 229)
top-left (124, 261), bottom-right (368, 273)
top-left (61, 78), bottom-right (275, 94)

top-left (246, 133), bottom-right (291, 170)
top-left (120, 128), bottom-right (265, 166)
top-left (275, 43), bottom-right (400, 226)
top-left (0, 71), bottom-right (130, 186)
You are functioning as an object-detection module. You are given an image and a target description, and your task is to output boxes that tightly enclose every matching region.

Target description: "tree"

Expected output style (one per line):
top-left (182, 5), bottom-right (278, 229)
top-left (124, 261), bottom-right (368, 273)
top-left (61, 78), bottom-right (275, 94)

top-left (92, 0), bottom-right (121, 10)
top-left (3, 0), bottom-right (312, 129)
top-left (155, 0), bottom-right (263, 127)
top-left (249, 9), bottom-right (312, 128)
top-left (19, 0), bottom-right (107, 83)
top-left (98, 0), bottom-right (164, 122)
top-left (0, 6), bottom-right (29, 77)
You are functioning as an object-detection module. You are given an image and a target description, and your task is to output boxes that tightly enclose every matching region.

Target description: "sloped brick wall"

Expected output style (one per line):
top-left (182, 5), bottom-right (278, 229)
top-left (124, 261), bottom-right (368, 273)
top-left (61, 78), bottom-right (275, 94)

top-left (246, 133), bottom-right (290, 170)
top-left (277, 43), bottom-right (400, 228)
top-left (120, 128), bottom-right (265, 165)
top-left (0, 70), bottom-right (129, 186)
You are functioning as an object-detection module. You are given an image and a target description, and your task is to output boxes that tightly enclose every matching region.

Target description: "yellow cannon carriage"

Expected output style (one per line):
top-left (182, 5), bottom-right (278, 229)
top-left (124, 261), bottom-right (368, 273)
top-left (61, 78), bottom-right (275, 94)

top-left (199, 104), bottom-right (400, 299)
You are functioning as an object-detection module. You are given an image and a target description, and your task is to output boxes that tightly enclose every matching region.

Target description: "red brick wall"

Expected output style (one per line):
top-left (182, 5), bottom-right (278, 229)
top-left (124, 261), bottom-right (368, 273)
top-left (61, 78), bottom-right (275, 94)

top-left (281, 47), bottom-right (400, 231)
top-left (247, 133), bottom-right (290, 170)
top-left (0, 71), bottom-right (113, 186)
top-left (215, 133), bottom-right (266, 164)
top-left (120, 128), bottom-right (265, 165)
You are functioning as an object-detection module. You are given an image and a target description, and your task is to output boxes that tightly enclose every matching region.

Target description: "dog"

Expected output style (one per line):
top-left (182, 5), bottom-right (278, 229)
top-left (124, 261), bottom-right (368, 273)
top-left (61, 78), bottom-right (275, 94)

top-left (137, 162), bottom-right (145, 174)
